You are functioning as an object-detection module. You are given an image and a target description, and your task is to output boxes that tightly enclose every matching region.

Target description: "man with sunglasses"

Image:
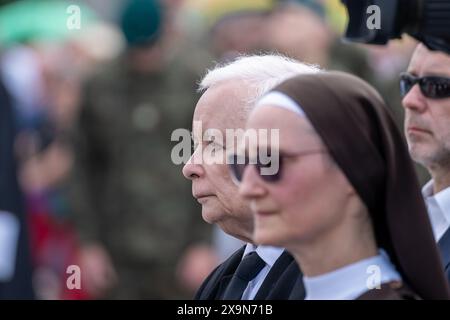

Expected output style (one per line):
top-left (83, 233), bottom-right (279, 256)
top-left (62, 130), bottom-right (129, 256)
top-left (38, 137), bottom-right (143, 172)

top-left (401, 43), bottom-right (450, 284)
top-left (182, 55), bottom-right (319, 299)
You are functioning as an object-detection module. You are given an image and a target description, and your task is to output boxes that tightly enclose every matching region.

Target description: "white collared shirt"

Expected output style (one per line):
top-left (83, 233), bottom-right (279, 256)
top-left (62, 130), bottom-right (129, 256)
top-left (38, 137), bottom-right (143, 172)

top-left (422, 180), bottom-right (450, 242)
top-left (241, 243), bottom-right (284, 300)
top-left (303, 249), bottom-right (402, 300)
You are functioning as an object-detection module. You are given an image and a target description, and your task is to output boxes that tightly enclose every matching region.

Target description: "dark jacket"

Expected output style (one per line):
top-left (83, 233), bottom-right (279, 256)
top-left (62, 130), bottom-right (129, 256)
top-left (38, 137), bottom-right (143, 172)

top-left (439, 228), bottom-right (450, 285)
top-left (357, 281), bottom-right (420, 300)
top-left (195, 245), bottom-right (304, 300)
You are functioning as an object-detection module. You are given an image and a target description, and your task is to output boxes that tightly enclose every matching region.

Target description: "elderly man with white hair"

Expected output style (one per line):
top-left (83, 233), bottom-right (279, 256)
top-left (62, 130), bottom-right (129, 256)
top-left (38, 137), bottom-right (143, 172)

top-left (182, 54), bottom-right (319, 300)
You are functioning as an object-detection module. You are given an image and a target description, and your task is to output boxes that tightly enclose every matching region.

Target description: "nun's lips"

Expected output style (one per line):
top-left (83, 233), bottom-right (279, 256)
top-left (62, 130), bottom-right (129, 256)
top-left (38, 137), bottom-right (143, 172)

top-left (250, 202), bottom-right (277, 216)
top-left (254, 209), bottom-right (277, 216)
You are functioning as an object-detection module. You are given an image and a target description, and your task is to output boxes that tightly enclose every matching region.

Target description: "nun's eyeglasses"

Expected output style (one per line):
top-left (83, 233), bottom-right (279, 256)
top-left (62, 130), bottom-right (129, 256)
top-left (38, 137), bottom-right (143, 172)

top-left (228, 150), bottom-right (326, 184)
top-left (400, 72), bottom-right (450, 99)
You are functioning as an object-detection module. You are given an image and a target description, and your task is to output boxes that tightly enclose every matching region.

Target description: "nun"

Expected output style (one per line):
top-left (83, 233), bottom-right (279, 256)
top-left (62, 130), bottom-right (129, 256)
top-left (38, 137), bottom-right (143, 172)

top-left (229, 71), bottom-right (450, 300)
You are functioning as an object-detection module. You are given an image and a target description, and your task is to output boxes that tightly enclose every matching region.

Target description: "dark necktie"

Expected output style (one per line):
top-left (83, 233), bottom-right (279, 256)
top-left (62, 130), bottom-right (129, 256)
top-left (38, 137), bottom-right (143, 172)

top-left (222, 251), bottom-right (266, 300)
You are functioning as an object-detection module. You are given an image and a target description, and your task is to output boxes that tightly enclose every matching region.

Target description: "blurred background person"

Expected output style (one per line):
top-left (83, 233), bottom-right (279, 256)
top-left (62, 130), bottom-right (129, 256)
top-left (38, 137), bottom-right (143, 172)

top-left (0, 68), bottom-right (34, 299)
top-left (1, 0), bottom-right (212, 299)
top-left (69, 0), bottom-right (211, 299)
top-left (265, 0), bottom-right (373, 79)
top-left (0, 0), bottom-right (124, 299)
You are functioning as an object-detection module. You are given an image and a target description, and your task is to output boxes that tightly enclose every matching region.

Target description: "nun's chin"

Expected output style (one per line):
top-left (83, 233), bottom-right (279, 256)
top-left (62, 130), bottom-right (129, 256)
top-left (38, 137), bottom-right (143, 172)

top-left (253, 217), bottom-right (289, 247)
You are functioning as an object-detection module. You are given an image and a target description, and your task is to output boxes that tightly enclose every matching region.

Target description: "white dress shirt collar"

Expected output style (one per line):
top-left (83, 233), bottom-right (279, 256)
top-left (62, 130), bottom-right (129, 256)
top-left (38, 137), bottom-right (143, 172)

top-left (243, 243), bottom-right (284, 268)
top-left (241, 243), bottom-right (284, 300)
top-left (422, 180), bottom-right (450, 241)
top-left (303, 249), bottom-right (402, 300)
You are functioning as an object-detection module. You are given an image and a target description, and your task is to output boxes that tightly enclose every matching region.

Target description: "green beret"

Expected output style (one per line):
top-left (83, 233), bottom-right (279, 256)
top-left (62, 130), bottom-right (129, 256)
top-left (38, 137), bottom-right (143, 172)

top-left (120, 0), bottom-right (163, 47)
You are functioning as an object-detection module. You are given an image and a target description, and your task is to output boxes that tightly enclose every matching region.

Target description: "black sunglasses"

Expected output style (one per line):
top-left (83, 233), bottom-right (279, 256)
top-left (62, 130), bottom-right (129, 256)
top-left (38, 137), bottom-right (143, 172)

top-left (399, 72), bottom-right (450, 99)
top-left (228, 149), bottom-right (326, 184)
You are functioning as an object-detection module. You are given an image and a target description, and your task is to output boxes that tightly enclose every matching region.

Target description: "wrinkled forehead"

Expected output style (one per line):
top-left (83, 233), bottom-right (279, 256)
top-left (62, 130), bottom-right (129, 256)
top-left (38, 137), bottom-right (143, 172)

top-left (192, 81), bottom-right (251, 138)
top-left (409, 44), bottom-right (450, 76)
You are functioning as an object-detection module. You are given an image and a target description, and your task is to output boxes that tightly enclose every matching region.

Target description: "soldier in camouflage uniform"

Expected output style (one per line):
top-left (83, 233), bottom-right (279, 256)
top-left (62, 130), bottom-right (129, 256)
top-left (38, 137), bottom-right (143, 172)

top-left (69, 0), bottom-right (210, 299)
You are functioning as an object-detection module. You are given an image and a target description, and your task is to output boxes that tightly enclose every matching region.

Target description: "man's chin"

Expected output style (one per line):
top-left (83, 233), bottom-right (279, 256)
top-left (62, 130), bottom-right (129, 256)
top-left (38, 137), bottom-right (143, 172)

top-left (408, 144), bottom-right (434, 165)
top-left (201, 207), bottom-right (223, 225)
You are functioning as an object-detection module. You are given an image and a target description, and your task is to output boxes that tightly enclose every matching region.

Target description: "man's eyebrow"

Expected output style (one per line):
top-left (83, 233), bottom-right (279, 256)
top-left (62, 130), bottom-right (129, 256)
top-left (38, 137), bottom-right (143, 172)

top-left (407, 60), bottom-right (450, 76)
top-left (422, 65), bottom-right (450, 76)
top-left (203, 129), bottom-right (226, 142)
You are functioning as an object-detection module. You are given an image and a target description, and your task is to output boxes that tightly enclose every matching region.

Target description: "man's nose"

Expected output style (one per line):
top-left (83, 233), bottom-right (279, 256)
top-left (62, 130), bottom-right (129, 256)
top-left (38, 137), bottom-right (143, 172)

top-left (182, 148), bottom-right (204, 180)
top-left (402, 84), bottom-right (427, 113)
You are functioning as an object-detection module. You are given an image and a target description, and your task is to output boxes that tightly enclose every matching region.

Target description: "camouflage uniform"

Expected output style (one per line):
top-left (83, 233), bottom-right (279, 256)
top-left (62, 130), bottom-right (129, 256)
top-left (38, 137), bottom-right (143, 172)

top-left (69, 54), bottom-right (210, 299)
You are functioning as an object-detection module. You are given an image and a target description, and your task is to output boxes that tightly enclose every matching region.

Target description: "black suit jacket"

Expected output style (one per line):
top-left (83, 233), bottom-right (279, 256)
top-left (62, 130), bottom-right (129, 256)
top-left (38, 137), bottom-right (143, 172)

top-left (438, 227), bottom-right (450, 285)
top-left (195, 245), bottom-right (305, 300)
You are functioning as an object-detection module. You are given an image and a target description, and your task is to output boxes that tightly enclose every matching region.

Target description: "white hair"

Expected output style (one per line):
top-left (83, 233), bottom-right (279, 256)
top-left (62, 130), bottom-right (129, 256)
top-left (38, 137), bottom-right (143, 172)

top-left (198, 54), bottom-right (321, 110)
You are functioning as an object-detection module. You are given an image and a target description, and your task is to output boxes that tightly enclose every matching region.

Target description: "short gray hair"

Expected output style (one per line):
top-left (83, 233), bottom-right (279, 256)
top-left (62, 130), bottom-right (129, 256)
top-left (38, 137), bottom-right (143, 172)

top-left (198, 54), bottom-right (320, 111)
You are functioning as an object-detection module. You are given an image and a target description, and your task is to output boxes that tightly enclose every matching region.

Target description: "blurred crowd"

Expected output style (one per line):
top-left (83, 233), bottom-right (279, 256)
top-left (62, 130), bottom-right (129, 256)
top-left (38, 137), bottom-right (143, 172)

top-left (0, 0), bottom-right (422, 299)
